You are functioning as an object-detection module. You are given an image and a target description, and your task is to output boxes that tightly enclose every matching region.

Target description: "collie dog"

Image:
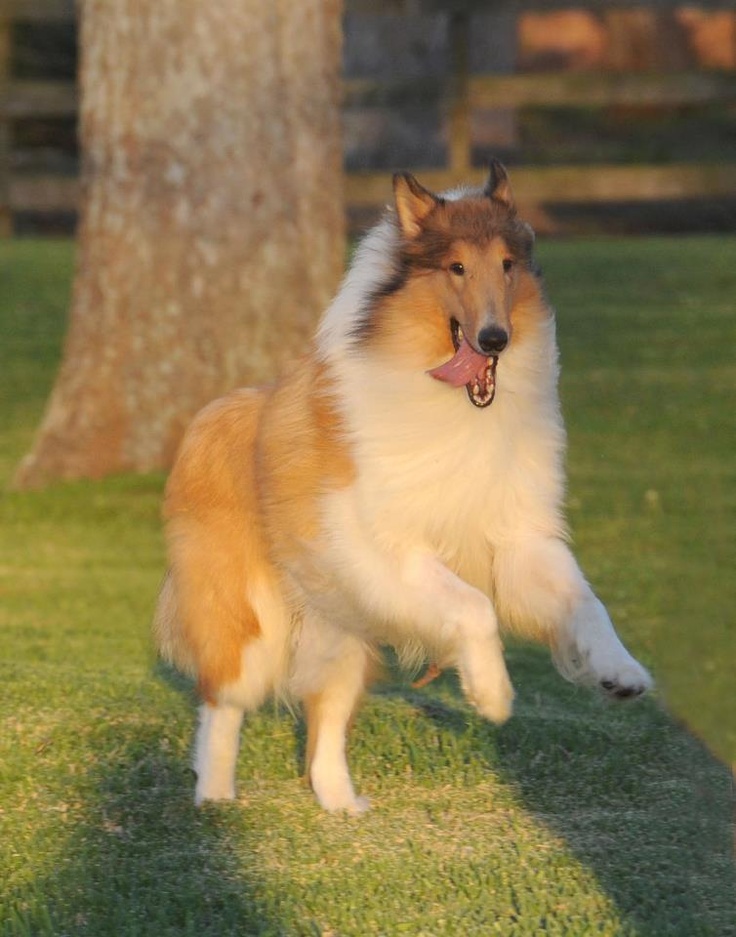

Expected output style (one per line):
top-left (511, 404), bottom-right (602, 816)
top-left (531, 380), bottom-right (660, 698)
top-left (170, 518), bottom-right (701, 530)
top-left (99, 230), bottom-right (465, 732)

top-left (154, 163), bottom-right (652, 813)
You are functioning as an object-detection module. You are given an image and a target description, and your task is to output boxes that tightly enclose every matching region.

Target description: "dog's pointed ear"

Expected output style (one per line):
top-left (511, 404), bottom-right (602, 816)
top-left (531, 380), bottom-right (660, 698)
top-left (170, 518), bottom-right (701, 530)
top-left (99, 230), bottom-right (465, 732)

top-left (393, 172), bottom-right (439, 239)
top-left (484, 159), bottom-right (515, 210)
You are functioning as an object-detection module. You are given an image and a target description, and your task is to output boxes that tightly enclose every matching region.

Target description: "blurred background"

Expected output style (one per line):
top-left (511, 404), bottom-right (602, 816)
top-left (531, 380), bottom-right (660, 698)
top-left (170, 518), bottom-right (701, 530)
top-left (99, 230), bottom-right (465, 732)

top-left (2, 0), bottom-right (736, 237)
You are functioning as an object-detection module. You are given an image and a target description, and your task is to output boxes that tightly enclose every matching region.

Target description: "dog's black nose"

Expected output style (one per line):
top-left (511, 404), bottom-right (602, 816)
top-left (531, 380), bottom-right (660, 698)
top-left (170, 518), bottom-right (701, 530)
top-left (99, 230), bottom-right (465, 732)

top-left (478, 326), bottom-right (508, 355)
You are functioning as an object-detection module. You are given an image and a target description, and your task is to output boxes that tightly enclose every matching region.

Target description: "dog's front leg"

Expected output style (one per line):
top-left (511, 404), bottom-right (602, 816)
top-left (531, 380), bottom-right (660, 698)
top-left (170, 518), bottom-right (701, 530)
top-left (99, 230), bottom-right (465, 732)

top-left (316, 497), bottom-right (514, 720)
top-left (494, 538), bottom-right (652, 698)
top-left (392, 553), bottom-right (514, 723)
top-left (293, 617), bottom-right (373, 815)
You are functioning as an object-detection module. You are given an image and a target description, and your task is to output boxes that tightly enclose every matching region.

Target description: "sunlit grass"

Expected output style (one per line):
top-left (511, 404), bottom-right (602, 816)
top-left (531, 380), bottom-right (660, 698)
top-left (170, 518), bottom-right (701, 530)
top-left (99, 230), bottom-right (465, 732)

top-left (1, 237), bottom-right (734, 936)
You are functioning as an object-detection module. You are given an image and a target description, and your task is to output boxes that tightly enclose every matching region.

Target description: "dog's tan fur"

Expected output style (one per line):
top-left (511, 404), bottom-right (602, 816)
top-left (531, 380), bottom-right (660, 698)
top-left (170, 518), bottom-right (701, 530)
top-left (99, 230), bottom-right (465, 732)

top-left (155, 164), bottom-right (652, 812)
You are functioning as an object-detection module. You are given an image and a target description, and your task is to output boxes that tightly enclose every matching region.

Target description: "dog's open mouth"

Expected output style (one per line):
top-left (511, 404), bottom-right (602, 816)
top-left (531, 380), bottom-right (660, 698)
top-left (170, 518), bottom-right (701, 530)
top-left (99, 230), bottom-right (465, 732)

top-left (427, 318), bottom-right (498, 408)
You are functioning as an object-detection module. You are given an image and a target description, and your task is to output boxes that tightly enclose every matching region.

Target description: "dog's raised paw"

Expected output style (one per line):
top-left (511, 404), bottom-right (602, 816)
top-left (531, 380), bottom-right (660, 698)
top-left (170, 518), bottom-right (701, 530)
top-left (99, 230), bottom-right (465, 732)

top-left (600, 677), bottom-right (650, 700)
top-left (467, 678), bottom-right (515, 725)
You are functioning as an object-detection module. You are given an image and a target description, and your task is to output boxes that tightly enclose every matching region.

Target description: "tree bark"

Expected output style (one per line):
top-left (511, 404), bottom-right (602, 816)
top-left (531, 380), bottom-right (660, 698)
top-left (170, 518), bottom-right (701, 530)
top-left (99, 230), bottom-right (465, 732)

top-left (15, 0), bottom-right (344, 487)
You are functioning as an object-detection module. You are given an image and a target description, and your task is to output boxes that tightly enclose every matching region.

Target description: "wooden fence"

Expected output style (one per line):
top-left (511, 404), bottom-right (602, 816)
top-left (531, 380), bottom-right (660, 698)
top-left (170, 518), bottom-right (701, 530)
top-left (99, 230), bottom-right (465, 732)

top-left (3, 1), bottom-right (736, 235)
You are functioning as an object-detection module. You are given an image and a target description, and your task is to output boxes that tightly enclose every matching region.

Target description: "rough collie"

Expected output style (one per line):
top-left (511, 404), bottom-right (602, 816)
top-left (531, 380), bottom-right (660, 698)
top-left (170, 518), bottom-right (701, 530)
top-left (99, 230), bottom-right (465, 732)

top-left (154, 162), bottom-right (652, 813)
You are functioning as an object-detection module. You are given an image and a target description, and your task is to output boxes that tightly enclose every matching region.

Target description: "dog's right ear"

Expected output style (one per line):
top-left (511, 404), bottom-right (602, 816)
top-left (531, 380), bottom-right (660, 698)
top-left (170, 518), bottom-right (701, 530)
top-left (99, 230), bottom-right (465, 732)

top-left (393, 173), bottom-right (439, 239)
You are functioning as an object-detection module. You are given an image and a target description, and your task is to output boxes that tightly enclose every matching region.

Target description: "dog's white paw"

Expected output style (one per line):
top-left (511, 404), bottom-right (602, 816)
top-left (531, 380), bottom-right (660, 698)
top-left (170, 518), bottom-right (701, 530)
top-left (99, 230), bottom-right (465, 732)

top-left (553, 596), bottom-right (653, 700)
top-left (344, 795), bottom-right (371, 816)
top-left (314, 786), bottom-right (371, 816)
top-left (460, 644), bottom-right (515, 724)
top-left (596, 657), bottom-right (653, 700)
top-left (465, 673), bottom-right (515, 724)
top-left (194, 780), bottom-right (236, 805)
top-left (310, 770), bottom-right (370, 815)
top-left (554, 637), bottom-right (653, 700)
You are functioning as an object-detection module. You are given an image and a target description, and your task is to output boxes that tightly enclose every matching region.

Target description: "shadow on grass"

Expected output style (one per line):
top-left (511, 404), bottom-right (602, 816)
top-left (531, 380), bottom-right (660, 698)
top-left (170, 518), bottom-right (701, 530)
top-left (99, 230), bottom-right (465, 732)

top-left (149, 650), bottom-right (735, 936)
top-left (5, 718), bottom-right (285, 937)
top-left (396, 646), bottom-right (735, 937)
top-left (10, 652), bottom-right (730, 937)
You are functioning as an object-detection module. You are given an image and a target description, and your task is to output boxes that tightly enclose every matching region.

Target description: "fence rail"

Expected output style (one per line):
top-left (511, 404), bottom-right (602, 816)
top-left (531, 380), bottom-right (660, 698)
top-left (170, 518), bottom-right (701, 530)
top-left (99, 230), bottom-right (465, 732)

top-left (2, 79), bottom-right (76, 117)
top-left (346, 70), bottom-right (736, 108)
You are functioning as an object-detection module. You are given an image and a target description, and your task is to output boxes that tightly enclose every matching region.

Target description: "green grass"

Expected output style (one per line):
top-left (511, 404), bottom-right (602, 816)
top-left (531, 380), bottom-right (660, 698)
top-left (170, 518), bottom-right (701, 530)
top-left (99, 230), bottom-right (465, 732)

top-left (1, 237), bottom-right (734, 936)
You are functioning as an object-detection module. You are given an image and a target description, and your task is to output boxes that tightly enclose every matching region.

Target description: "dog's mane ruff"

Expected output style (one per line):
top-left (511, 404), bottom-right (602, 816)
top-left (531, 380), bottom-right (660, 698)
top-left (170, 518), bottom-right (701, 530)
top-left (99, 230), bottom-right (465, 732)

top-left (316, 215), bottom-right (401, 360)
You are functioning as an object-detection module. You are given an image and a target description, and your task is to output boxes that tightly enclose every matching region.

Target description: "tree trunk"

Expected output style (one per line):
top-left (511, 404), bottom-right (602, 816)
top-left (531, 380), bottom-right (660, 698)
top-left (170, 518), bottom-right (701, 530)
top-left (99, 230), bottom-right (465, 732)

top-left (15, 0), bottom-right (344, 488)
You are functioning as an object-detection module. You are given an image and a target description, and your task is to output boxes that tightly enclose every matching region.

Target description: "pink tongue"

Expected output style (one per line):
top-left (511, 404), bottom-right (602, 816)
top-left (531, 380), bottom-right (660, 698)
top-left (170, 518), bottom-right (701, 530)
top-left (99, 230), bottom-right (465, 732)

top-left (428, 339), bottom-right (489, 388)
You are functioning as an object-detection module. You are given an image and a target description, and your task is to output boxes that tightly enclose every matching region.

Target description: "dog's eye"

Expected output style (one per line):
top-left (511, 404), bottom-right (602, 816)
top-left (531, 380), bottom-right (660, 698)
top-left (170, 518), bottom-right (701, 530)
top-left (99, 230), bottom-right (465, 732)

top-left (449, 262), bottom-right (465, 276)
top-left (502, 258), bottom-right (515, 274)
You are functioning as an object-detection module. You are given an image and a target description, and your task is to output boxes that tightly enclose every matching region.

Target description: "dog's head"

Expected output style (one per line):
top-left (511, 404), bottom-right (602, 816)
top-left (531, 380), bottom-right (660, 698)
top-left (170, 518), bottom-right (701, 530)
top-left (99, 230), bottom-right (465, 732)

top-left (388, 162), bottom-right (540, 407)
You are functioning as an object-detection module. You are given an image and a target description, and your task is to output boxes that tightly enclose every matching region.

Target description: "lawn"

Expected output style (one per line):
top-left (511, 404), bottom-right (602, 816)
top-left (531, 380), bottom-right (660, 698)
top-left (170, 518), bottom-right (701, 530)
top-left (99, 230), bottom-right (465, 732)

top-left (0, 237), bottom-right (734, 936)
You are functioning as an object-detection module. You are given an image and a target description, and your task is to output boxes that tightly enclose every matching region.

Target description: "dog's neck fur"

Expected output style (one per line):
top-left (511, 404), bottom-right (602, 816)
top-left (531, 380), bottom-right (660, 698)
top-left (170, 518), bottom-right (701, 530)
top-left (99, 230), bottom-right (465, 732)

top-left (317, 216), bottom-right (400, 358)
top-left (313, 208), bottom-right (567, 595)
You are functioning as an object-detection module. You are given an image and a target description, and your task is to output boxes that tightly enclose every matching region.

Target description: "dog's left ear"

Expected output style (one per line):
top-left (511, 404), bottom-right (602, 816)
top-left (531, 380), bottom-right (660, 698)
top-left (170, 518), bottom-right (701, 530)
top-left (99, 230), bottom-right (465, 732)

top-left (484, 159), bottom-right (515, 210)
top-left (393, 172), bottom-right (439, 239)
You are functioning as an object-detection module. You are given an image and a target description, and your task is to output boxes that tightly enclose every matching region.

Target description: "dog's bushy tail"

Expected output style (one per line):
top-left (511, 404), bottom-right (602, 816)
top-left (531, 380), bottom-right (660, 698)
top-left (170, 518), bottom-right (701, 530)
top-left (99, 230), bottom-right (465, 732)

top-left (153, 569), bottom-right (193, 674)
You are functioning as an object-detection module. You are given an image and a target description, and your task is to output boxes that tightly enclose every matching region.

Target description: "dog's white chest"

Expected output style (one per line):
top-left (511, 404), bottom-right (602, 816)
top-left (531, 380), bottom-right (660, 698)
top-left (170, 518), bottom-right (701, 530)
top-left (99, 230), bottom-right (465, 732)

top-left (322, 338), bottom-right (566, 594)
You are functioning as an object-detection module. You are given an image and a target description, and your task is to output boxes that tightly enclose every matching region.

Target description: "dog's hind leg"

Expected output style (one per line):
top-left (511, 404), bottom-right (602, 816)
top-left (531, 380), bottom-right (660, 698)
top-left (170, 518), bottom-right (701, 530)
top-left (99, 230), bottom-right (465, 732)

top-left (194, 702), bottom-right (245, 803)
top-left (193, 586), bottom-right (291, 805)
top-left (294, 616), bottom-right (373, 814)
top-left (194, 618), bottom-right (290, 804)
